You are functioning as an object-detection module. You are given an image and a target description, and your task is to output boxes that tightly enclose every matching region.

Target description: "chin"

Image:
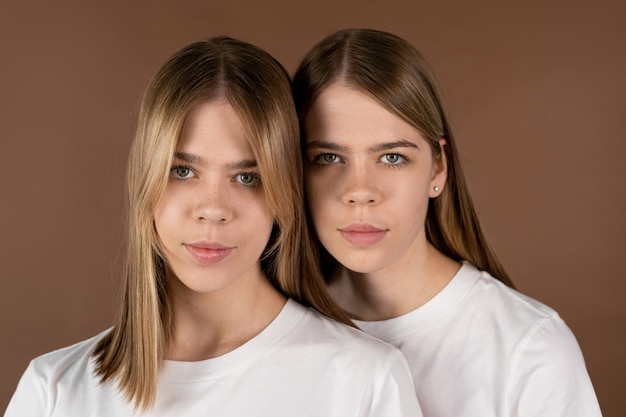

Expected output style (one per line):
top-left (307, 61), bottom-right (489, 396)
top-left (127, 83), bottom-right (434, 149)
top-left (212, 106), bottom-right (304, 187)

top-left (340, 257), bottom-right (387, 275)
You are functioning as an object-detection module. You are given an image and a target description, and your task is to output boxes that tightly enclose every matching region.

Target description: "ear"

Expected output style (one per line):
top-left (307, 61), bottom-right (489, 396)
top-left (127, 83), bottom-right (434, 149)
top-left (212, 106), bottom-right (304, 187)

top-left (429, 138), bottom-right (448, 198)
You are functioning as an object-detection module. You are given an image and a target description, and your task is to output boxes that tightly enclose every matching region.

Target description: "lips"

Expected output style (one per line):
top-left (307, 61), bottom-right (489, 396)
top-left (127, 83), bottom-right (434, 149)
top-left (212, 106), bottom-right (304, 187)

top-left (339, 224), bottom-right (387, 247)
top-left (184, 242), bottom-right (234, 264)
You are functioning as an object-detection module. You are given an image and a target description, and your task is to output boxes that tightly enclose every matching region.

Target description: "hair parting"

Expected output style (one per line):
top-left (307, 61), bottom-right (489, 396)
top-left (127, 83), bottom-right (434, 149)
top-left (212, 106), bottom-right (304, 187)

top-left (292, 28), bottom-right (514, 288)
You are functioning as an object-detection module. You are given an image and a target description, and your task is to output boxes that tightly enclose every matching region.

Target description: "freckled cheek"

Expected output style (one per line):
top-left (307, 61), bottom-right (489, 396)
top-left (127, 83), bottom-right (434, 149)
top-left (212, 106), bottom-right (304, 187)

top-left (235, 192), bottom-right (273, 224)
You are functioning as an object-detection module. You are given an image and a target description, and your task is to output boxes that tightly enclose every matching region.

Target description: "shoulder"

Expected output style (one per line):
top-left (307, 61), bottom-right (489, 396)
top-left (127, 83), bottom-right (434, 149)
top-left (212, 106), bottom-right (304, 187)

top-left (5, 330), bottom-right (113, 417)
top-left (465, 263), bottom-right (561, 323)
top-left (462, 266), bottom-right (601, 414)
top-left (460, 263), bottom-right (584, 355)
top-left (287, 301), bottom-right (418, 399)
top-left (26, 329), bottom-right (110, 384)
top-left (271, 304), bottom-right (422, 416)
top-left (291, 301), bottom-right (406, 361)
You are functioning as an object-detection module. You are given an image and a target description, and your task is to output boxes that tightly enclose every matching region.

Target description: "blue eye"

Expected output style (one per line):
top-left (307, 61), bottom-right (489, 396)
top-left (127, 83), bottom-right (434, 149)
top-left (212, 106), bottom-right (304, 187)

top-left (171, 165), bottom-right (195, 179)
top-left (235, 172), bottom-right (260, 187)
top-left (380, 154), bottom-right (405, 165)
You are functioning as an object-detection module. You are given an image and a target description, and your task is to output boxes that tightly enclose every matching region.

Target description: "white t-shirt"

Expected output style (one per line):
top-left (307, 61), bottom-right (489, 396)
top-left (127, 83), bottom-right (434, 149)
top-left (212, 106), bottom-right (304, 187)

top-left (355, 262), bottom-right (602, 417)
top-left (5, 299), bottom-right (422, 417)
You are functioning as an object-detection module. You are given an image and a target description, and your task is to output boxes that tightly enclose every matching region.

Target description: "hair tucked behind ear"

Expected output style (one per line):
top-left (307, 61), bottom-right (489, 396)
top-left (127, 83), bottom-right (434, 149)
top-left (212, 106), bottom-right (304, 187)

top-left (93, 36), bottom-right (354, 412)
top-left (293, 28), bottom-right (514, 288)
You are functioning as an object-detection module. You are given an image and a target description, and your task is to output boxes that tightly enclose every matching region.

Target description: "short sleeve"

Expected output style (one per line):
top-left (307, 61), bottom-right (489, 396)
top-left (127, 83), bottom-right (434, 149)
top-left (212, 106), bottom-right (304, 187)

top-left (369, 348), bottom-right (423, 417)
top-left (509, 315), bottom-right (602, 417)
top-left (4, 361), bottom-right (47, 417)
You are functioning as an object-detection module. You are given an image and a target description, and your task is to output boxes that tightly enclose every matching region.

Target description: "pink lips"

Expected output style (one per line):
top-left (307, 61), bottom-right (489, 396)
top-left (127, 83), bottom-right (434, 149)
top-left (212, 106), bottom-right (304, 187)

top-left (339, 224), bottom-right (387, 247)
top-left (185, 242), bottom-right (233, 264)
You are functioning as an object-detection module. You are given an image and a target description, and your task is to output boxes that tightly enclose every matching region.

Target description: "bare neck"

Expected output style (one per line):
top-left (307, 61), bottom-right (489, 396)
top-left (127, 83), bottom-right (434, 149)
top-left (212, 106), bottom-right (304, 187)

top-left (166, 270), bottom-right (286, 361)
top-left (328, 243), bottom-right (460, 321)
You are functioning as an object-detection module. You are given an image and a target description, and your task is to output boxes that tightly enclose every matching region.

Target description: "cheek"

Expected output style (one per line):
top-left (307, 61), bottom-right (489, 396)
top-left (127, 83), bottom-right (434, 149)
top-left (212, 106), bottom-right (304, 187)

top-left (153, 204), bottom-right (171, 243)
top-left (241, 193), bottom-right (274, 231)
top-left (389, 171), bottom-right (431, 209)
top-left (304, 176), bottom-right (329, 220)
top-left (153, 197), bottom-right (167, 230)
top-left (153, 189), bottom-right (182, 236)
top-left (256, 203), bottom-right (275, 230)
top-left (405, 184), bottom-right (432, 222)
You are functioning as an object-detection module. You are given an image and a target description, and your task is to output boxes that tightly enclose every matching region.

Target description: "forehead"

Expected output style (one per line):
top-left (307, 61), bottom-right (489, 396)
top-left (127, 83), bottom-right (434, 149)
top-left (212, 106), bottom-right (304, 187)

top-left (304, 83), bottom-right (425, 148)
top-left (177, 100), bottom-right (254, 157)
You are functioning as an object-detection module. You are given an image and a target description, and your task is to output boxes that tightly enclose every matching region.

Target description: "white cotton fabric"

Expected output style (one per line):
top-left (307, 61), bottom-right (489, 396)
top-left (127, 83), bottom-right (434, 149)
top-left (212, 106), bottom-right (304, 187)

top-left (355, 262), bottom-right (602, 417)
top-left (5, 299), bottom-right (422, 417)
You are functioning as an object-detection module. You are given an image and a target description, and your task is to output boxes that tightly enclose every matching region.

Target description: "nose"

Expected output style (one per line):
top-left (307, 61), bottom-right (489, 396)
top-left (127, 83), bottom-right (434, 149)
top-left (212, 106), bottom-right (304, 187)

top-left (193, 180), bottom-right (233, 223)
top-left (341, 161), bottom-right (381, 206)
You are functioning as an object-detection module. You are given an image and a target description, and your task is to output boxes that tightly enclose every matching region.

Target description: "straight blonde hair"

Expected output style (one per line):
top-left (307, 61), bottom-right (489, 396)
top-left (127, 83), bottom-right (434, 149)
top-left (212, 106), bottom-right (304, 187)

top-left (93, 36), bottom-right (353, 411)
top-left (292, 28), bottom-right (515, 288)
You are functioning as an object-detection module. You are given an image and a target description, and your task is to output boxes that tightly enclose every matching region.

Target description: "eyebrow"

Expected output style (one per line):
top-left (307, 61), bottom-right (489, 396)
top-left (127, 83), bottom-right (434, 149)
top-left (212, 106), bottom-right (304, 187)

top-left (305, 139), bottom-right (419, 153)
top-left (174, 151), bottom-right (205, 165)
top-left (305, 141), bottom-right (350, 152)
top-left (227, 159), bottom-right (257, 170)
top-left (370, 140), bottom-right (420, 152)
top-left (174, 152), bottom-right (257, 170)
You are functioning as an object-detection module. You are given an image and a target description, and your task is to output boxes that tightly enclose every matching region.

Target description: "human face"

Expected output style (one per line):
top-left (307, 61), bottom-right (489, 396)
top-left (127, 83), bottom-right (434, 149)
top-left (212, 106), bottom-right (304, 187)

top-left (303, 83), bottom-right (446, 275)
top-left (154, 100), bottom-right (274, 294)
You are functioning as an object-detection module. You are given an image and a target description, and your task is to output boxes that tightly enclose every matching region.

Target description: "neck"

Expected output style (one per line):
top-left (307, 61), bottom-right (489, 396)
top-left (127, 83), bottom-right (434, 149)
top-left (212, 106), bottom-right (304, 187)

top-left (328, 243), bottom-right (460, 321)
top-left (166, 268), bottom-right (286, 361)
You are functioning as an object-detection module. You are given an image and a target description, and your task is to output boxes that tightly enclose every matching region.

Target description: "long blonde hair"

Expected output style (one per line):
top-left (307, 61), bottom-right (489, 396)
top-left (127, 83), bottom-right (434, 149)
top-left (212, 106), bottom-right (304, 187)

top-left (292, 28), bottom-right (514, 288)
top-left (93, 36), bottom-right (353, 411)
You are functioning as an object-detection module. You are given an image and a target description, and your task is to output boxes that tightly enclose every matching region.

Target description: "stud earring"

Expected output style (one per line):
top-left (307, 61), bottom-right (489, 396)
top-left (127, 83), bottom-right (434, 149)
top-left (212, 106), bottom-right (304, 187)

top-left (434, 186), bottom-right (440, 192)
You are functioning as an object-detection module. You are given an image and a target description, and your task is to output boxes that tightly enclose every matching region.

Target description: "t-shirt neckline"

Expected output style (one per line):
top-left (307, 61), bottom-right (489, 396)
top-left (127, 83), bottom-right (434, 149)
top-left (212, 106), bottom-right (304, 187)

top-left (159, 298), bottom-right (305, 382)
top-left (354, 261), bottom-right (480, 341)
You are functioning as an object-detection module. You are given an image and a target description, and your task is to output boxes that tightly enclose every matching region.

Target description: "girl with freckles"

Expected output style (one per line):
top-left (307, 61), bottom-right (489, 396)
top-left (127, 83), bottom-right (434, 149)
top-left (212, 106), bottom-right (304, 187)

top-left (293, 28), bottom-right (602, 417)
top-left (4, 36), bottom-right (422, 416)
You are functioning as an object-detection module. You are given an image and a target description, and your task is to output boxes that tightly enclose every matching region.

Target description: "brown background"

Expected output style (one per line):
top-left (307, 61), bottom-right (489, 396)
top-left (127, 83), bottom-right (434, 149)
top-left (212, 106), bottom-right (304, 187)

top-left (1, 0), bottom-right (624, 415)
